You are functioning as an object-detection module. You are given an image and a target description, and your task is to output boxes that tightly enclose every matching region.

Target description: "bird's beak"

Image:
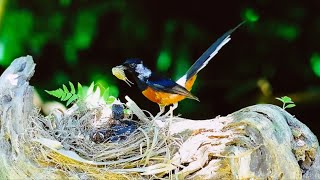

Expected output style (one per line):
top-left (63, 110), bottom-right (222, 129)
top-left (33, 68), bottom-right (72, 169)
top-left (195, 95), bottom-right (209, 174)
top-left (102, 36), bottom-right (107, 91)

top-left (119, 65), bottom-right (128, 70)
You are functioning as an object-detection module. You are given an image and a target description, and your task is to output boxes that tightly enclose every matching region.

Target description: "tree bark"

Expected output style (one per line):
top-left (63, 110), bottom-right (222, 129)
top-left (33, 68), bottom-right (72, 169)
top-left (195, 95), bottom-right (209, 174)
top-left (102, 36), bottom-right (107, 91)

top-left (0, 56), bottom-right (319, 179)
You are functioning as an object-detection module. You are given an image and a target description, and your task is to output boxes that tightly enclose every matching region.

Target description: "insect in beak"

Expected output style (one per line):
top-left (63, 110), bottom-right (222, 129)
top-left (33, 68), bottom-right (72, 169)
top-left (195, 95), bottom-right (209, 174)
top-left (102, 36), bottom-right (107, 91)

top-left (112, 65), bottom-right (134, 87)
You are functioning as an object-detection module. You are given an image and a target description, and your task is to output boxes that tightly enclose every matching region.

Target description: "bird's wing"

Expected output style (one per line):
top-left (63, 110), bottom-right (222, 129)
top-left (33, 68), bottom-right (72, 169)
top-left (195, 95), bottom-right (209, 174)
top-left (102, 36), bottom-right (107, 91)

top-left (146, 74), bottom-right (199, 101)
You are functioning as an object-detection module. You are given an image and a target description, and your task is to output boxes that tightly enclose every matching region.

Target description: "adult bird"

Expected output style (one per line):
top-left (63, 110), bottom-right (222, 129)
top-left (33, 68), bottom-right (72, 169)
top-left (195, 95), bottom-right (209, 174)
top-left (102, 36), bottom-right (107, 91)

top-left (113, 22), bottom-right (244, 116)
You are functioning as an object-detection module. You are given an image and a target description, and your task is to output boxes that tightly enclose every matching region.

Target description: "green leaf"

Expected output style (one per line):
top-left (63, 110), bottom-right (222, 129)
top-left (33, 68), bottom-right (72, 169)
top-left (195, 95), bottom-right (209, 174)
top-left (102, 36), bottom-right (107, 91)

top-left (63, 84), bottom-right (69, 93)
top-left (285, 104), bottom-right (296, 109)
top-left (106, 96), bottom-right (116, 104)
top-left (95, 86), bottom-right (101, 96)
top-left (276, 96), bottom-right (294, 104)
top-left (78, 82), bottom-right (83, 98)
top-left (45, 89), bottom-right (56, 97)
top-left (60, 90), bottom-right (67, 101)
top-left (275, 97), bottom-right (284, 103)
top-left (91, 86), bottom-right (101, 101)
top-left (62, 92), bottom-right (73, 101)
top-left (286, 100), bottom-right (294, 104)
top-left (281, 96), bottom-right (292, 103)
top-left (69, 81), bottom-right (76, 94)
top-left (102, 88), bottom-right (110, 101)
top-left (124, 109), bottom-right (132, 115)
top-left (87, 82), bottom-right (95, 95)
top-left (66, 94), bottom-right (78, 106)
top-left (46, 88), bottom-right (63, 98)
top-left (57, 88), bottom-right (64, 97)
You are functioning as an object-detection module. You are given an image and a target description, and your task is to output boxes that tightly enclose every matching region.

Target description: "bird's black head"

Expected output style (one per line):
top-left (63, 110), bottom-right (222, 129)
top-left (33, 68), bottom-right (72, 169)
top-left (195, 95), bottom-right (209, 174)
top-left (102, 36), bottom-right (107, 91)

top-left (122, 58), bottom-right (143, 72)
top-left (119, 58), bottom-right (150, 90)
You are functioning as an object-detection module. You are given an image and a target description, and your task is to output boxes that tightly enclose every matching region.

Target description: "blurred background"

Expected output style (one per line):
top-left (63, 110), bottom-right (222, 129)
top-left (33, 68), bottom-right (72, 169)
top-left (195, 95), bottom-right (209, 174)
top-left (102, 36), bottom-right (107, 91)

top-left (0, 0), bottom-right (319, 136)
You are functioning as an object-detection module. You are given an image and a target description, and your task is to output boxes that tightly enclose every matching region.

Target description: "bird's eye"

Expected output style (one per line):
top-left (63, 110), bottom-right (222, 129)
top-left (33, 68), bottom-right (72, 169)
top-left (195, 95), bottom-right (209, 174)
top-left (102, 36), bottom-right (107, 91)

top-left (129, 63), bottom-right (135, 68)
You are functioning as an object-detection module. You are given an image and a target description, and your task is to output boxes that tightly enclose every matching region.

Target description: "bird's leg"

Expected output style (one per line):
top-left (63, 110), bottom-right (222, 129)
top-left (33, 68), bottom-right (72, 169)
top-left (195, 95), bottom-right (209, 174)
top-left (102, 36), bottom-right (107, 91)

top-left (154, 105), bottom-right (165, 119)
top-left (164, 103), bottom-right (178, 118)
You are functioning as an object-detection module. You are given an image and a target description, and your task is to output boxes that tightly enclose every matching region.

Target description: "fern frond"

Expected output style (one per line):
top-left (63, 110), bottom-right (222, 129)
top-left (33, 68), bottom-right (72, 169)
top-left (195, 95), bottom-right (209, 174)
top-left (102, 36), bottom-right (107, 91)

top-left (46, 81), bottom-right (116, 106)
top-left (67, 94), bottom-right (79, 106)
top-left (45, 88), bottom-right (64, 99)
top-left (69, 81), bottom-right (76, 94)
top-left (46, 81), bottom-right (79, 106)
top-left (77, 83), bottom-right (84, 98)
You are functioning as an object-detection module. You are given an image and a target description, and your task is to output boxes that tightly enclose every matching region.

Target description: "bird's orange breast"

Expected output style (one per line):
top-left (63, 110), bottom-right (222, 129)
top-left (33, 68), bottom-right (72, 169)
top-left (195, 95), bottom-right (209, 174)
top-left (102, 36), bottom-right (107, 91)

top-left (142, 87), bottom-right (185, 106)
top-left (142, 75), bottom-right (197, 106)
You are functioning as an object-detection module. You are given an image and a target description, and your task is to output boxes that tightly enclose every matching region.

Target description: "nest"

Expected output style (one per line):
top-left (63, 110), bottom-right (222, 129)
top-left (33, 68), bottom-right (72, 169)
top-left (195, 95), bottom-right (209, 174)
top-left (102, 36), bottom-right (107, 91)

top-left (22, 96), bottom-right (179, 179)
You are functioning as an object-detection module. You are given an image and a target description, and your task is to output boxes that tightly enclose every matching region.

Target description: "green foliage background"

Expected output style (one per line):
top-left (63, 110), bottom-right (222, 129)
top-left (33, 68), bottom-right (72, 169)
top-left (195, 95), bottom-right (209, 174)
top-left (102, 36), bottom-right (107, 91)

top-left (0, 1), bottom-right (319, 135)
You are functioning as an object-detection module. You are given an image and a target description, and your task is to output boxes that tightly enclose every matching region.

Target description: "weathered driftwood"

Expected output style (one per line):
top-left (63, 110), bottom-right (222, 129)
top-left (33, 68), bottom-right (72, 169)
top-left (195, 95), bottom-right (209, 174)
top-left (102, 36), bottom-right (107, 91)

top-left (0, 56), bottom-right (319, 179)
top-left (164, 105), bottom-right (320, 179)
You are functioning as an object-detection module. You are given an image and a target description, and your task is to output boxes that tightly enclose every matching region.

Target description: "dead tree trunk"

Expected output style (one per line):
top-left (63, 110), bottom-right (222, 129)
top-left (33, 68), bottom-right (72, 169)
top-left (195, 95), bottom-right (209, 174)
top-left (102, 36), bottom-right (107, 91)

top-left (0, 56), bottom-right (319, 179)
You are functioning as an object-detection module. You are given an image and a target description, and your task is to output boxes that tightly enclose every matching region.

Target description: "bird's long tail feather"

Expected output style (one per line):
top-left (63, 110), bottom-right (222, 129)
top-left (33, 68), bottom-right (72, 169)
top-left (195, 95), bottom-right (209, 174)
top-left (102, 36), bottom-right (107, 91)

top-left (176, 22), bottom-right (244, 86)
